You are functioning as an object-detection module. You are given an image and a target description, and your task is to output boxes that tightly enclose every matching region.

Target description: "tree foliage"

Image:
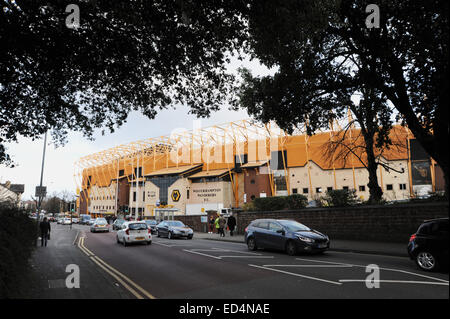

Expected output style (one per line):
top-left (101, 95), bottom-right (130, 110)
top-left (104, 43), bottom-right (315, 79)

top-left (236, 0), bottom-right (449, 194)
top-left (0, 0), bottom-right (249, 164)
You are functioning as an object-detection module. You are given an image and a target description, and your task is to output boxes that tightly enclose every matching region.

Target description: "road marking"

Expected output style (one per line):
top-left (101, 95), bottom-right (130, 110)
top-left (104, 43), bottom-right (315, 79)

top-left (183, 249), bottom-right (222, 259)
top-left (91, 256), bottom-right (156, 299)
top-left (248, 264), bottom-right (342, 285)
top-left (339, 279), bottom-right (449, 286)
top-left (80, 237), bottom-right (95, 256)
top-left (88, 256), bottom-right (144, 299)
top-left (77, 236), bottom-right (157, 299)
top-left (296, 257), bottom-right (449, 283)
top-left (77, 237), bottom-right (93, 256)
top-left (263, 264), bottom-right (352, 268)
top-left (72, 230), bottom-right (80, 245)
top-left (219, 256), bottom-right (275, 259)
top-left (295, 258), bottom-right (353, 266)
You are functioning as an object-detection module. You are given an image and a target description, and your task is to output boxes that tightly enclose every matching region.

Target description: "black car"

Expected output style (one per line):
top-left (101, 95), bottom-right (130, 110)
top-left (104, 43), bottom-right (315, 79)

top-left (144, 219), bottom-right (158, 234)
top-left (244, 219), bottom-right (330, 255)
top-left (407, 217), bottom-right (449, 271)
top-left (156, 220), bottom-right (194, 239)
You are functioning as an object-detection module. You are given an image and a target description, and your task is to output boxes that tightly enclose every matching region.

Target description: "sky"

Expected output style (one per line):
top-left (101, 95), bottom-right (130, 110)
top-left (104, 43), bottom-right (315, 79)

top-left (0, 56), bottom-right (275, 200)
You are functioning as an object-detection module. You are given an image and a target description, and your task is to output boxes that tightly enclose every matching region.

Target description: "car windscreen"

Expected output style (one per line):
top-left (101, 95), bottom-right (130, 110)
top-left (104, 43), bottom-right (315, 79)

top-left (278, 220), bottom-right (310, 232)
top-left (96, 219), bottom-right (107, 224)
top-left (167, 221), bottom-right (185, 227)
top-left (145, 220), bottom-right (157, 225)
top-left (128, 223), bottom-right (148, 230)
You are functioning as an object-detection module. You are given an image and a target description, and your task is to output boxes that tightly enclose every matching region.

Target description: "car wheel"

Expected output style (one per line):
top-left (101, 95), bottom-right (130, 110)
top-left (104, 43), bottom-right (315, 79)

top-left (285, 241), bottom-right (297, 256)
top-left (247, 237), bottom-right (257, 251)
top-left (187, 235), bottom-right (193, 240)
top-left (416, 251), bottom-right (439, 271)
top-left (123, 239), bottom-right (127, 247)
top-left (157, 230), bottom-right (160, 238)
top-left (168, 232), bottom-right (172, 239)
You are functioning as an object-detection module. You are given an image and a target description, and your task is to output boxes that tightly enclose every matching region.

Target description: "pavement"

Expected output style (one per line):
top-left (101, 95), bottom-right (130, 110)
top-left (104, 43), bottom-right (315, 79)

top-left (25, 223), bottom-right (135, 299)
top-left (193, 232), bottom-right (408, 257)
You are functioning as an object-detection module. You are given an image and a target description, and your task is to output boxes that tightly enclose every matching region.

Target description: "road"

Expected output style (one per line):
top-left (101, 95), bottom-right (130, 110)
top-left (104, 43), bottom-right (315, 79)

top-left (64, 223), bottom-right (449, 299)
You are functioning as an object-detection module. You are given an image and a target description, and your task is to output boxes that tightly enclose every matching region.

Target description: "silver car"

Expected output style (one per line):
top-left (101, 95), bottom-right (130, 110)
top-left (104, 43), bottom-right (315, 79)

top-left (90, 218), bottom-right (109, 233)
top-left (116, 221), bottom-right (152, 246)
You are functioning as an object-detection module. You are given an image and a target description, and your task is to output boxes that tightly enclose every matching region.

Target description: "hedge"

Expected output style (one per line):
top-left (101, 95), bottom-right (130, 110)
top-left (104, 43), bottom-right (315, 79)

top-left (0, 204), bottom-right (38, 298)
top-left (251, 194), bottom-right (308, 211)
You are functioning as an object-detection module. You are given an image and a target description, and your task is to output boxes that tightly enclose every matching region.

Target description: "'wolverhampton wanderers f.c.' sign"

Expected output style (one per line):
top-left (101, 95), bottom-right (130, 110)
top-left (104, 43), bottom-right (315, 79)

top-left (171, 189), bottom-right (181, 202)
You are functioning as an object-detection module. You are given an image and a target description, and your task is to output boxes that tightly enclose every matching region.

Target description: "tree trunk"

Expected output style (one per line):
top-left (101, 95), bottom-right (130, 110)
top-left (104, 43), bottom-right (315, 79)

top-left (366, 152), bottom-right (383, 203)
top-left (362, 130), bottom-right (383, 203)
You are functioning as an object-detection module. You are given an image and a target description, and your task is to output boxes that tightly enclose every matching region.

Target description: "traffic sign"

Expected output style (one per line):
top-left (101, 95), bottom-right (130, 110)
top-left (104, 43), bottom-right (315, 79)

top-left (35, 186), bottom-right (47, 198)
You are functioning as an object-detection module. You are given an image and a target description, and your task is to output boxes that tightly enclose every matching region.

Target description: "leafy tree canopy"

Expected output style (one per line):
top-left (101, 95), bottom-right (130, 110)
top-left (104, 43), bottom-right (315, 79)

top-left (0, 0), bottom-right (249, 165)
top-left (236, 0), bottom-right (449, 191)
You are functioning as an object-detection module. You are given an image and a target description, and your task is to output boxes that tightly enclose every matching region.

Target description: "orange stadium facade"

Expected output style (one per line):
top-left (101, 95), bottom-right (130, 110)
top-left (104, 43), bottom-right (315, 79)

top-left (74, 120), bottom-right (444, 219)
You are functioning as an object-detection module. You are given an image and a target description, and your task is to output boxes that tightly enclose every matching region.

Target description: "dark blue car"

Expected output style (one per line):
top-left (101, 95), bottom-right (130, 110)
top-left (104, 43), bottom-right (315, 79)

top-left (244, 219), bottom-right (330, 255)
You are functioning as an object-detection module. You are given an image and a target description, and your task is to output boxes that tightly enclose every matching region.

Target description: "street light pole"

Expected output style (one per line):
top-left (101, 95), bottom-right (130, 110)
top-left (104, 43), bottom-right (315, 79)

top-left (36, 131), bottom-right (48, 246)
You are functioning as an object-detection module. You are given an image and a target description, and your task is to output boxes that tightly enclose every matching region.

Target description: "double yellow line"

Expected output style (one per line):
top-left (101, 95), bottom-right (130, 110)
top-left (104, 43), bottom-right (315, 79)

top-left (77, 236), bottom-right (156, 299)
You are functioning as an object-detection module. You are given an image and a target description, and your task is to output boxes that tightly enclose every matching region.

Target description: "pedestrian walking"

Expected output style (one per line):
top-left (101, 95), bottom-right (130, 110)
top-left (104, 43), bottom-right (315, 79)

top-left (208, 215), bottom-right (215, 234)
top-left (227, 213), bottom-right (236, 236)
top-left (39, 217), bottom-right (51, 247)
top-left (218, 214), bottom-right (227, 237)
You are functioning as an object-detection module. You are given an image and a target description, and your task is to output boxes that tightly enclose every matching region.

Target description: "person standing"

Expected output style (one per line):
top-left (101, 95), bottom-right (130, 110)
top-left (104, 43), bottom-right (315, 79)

top-left (39, 217), bottom-right (51, 247)
top-left (208, 216), bottom-right (215, 234)
top-left (218, 214), bottom-right (227, 237)
top-left (215, 214), bottom-right (221, 236)
top-left (227, 213), bottom-right (236, 236)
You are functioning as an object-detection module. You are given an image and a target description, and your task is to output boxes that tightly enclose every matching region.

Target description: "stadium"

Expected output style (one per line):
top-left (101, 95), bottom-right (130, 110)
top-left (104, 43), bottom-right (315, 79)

top-left (74, 119), bottom-right (444, 219)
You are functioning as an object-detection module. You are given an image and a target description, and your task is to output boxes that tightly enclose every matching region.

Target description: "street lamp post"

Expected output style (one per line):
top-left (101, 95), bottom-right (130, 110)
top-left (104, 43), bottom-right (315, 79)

top-left (36, 131), bottom-right (48, 246)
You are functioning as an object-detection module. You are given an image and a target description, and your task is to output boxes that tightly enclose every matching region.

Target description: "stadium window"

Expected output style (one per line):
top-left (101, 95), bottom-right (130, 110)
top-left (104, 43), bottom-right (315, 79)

top-left (292, 188), bottom-right (298, 194)
top-left (133, 192), bottom-right (136, 202)
top-left (303, 188), bottom-right (309, 194)
top-left (316, 187), bottom-right (322, 193)
top-left (251, 195), bottom-right (256, 201)
top-left (187, 190), bottom-right (190, 199)
top-left (250, 179), bottom-right (255, 184)
top-left (327, 187), bottom-right (333, 192)
top-left (386, 184), bottom-right (393, 191)
top-left (399, 183), bottom-right (407, 190)
top-left (343, 186), bottom-right (349, 191)
top-left (143, 192), bottom-right (145, 202)
top-left (359, 185), bottom-right (366, 192)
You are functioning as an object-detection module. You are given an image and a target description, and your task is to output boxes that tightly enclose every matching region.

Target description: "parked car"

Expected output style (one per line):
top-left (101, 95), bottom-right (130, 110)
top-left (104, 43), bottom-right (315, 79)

top-left (72, 217), bottom-right (79, 224)
top-left (408, 217), bottom-right (449, 271)
top-left (116, 221), bottom-right (152, 246)
top-left (57, 218), bottom-right (63, 224)
top-left (90, 218), bottom-right (110, 233)
top-left (156, 220), bottom-right (193, 239)
top-left (62, 217), bottom-right (72, 225)
top-left (144, 219), bottom-right (158, 234)
top-left (244, 219), bottom-right (330, 256)
top-left (113, 219), bottom-right (125, 231)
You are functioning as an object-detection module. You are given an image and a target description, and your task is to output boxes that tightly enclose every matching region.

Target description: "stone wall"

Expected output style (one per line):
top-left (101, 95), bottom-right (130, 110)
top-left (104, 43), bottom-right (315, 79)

top-left (177, 202), bottom-right (448, 243)
top-left (234, 202), bottom-right (448, 242)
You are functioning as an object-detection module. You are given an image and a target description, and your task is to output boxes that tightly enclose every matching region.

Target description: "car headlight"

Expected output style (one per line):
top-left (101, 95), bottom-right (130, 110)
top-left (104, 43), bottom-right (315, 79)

top-left (296, 235), bottom-right (314, 243)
